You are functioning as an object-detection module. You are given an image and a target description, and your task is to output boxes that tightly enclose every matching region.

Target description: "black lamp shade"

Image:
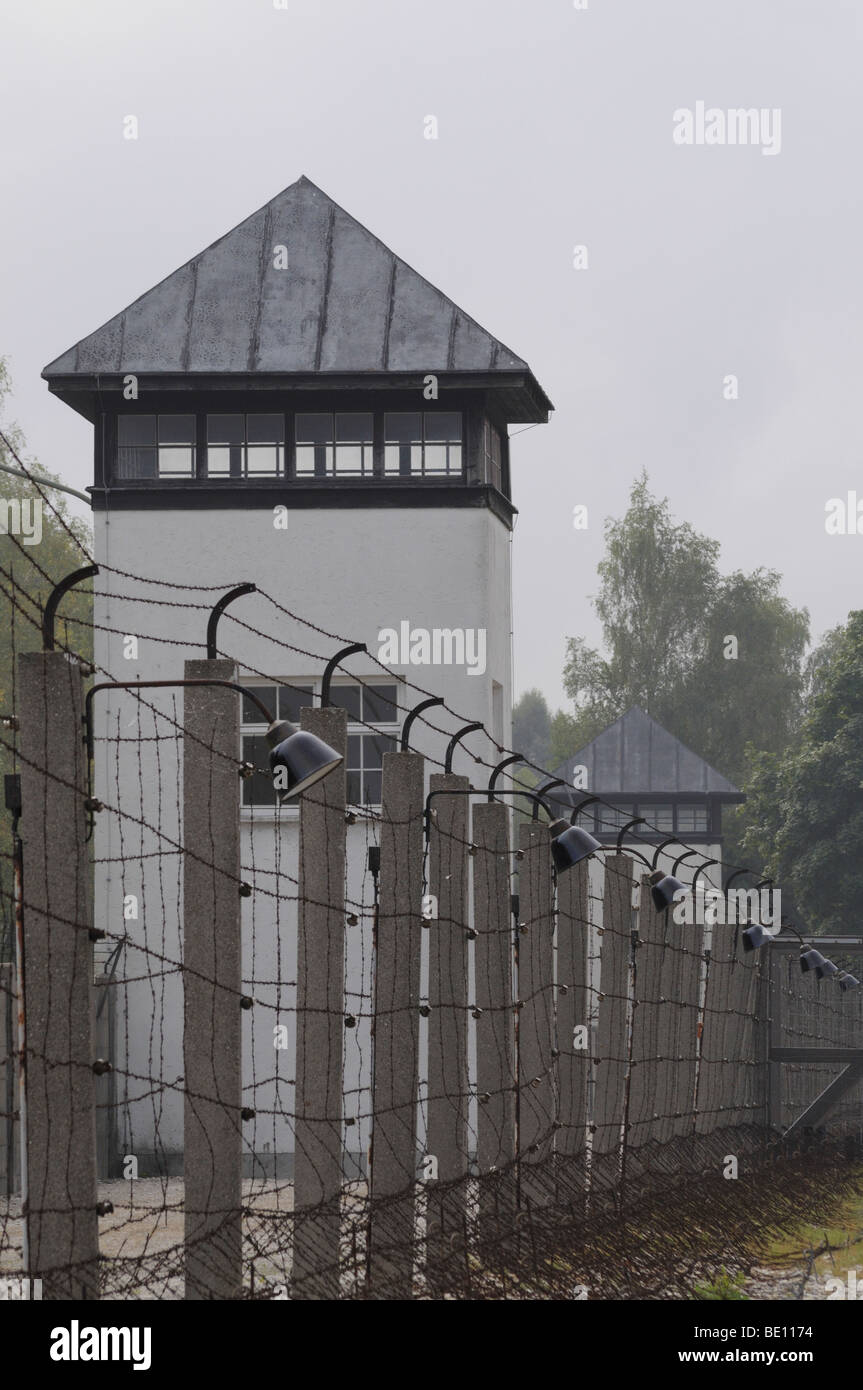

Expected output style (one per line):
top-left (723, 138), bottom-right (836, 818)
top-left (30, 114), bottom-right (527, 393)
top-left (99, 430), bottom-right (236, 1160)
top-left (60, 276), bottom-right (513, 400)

top-left (742, 923), bottom-right (772, 953)
top-left (551, 824), bottom-right (600, 874)
top-left (650, 874), bottom-right (687, 912)
top-left (800, 948), bottom-right (826, 974)
top-left (268, 729), bottom-right (343, 802)
top-left (839, 972), bottom-right (860, 993)
top-left (815, 956), bottom-right (839, 980)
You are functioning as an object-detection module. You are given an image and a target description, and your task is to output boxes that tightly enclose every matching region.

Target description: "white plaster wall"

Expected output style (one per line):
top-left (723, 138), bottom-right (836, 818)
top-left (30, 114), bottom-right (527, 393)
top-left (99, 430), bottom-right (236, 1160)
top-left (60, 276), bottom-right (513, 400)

top-left (92, 503), bottom-right (515, 1170)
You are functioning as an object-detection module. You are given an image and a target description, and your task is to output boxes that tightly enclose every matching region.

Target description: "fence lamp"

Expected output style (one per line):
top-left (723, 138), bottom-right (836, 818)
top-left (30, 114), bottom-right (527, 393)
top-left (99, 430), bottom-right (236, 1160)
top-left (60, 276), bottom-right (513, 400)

top-left (799, 947), bottom-right (837, 978)
top-left (542, 794), bottom-right (601, 874)
top-left (549, 819), bottom-right (602, 874)
top-left (267, 718), bottom-right (342, 802)
top-left (742, 923), bottom-right (773, 953)
top-left (646, 840), bottom-right (690, 913)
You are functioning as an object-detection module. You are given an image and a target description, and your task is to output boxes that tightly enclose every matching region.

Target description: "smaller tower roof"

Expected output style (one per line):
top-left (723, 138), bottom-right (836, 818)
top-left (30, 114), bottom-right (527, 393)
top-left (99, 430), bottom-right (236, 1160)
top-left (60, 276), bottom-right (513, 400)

top-left (552, 706), bottom-right (743, 801)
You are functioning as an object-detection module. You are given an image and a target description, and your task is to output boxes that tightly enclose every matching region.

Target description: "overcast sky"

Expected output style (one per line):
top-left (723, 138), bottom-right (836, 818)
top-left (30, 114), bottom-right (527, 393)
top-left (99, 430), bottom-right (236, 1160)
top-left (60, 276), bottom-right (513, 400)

top-left (3, 0), bottom-right (862, 709)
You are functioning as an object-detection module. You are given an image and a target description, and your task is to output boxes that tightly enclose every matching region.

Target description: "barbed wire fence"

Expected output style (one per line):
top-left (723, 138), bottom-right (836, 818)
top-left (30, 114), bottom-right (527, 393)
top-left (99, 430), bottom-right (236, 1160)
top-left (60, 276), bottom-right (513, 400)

top-left (0, 436), bottom-right (861, 1299)
top-left (0, 640), bottom-right (861, 1300)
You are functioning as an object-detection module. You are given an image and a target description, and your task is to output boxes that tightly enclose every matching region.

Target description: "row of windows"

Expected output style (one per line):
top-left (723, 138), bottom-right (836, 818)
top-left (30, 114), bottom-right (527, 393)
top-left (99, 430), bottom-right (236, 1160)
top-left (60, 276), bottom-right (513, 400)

top-left (241, 681), bottom-right (400, 808)
top-left (115, 412), bottom-right (476, 481)
top-left (572, 801), bottom-right (711, 835)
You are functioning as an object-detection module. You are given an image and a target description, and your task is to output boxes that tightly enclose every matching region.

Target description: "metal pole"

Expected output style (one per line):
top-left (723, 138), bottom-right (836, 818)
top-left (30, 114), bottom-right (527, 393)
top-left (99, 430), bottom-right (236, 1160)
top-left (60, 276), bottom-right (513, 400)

top-left (12, 822), bottom-right (27, 1276)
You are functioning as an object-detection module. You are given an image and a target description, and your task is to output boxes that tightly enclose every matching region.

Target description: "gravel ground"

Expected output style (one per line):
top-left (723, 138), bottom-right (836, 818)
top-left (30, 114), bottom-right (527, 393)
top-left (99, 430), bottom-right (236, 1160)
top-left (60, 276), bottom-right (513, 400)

top-left (744, 1260), bottom-right (862, 1300)
top-left (1, 1179), bottom-right (297, 1299)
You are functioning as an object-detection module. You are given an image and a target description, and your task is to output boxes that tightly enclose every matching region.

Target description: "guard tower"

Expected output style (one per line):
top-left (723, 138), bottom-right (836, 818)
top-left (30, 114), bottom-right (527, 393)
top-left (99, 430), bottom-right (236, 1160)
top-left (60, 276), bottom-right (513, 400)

top-left (42, 177), bottom-right (552, 1174)
top-left (552, 706), bottom-right (744, 889)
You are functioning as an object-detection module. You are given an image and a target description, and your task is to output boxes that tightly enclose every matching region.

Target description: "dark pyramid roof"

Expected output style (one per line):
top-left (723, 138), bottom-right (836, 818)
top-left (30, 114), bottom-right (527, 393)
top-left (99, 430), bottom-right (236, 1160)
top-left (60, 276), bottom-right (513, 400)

top-left (552, 706), bottom-right (743, 801)
top-left (42, 176), bottom-right (551, 417)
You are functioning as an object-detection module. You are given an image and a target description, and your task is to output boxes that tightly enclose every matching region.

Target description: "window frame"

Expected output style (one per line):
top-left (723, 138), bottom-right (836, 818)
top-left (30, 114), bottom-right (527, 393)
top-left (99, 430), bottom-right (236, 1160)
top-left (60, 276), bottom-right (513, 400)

top-left (581, 798), bottom-right (715, 840)
top-left (205, 412), bottom-right (287, 479)
top-left (294, 411), bottom-right (376, 480)
top-left (383, 410), bottom-right (464, 479)
top-left (115, 413), bottom-right (197, 480)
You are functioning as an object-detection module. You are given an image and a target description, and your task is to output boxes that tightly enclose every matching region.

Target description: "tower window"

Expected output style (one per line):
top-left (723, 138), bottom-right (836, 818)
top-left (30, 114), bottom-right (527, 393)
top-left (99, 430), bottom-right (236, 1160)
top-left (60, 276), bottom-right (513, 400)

top-left (116, 415), bottom-right (195, 478)
top-left (676, 804), bottom-right (709, 833)
top-left (583, 802), bottom-right (709, 836)
top-left (295, 413), bottom-right (374, 477)
top-left (594, 802), bottom-right (634, 833)
top-left (384, 412), bottom-right (462, 477)
top-left (207, 414), bottom-right (285, 477)
top-left (328, 681), bottom-right (399, 806)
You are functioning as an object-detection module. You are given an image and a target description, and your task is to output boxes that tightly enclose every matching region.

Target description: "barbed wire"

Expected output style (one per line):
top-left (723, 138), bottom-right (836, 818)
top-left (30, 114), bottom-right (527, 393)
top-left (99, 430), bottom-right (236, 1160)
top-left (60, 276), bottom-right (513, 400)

top-left (2, 439), bottom-right (861, 1302)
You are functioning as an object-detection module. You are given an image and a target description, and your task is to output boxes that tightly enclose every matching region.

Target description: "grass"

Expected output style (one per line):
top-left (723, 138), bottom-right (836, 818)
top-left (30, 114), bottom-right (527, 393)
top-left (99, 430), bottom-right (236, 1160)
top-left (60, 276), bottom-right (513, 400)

top-left (754, 1177), bottom-right (863, 1291)
top-left (693, 1268), bottom-right (749, 1300)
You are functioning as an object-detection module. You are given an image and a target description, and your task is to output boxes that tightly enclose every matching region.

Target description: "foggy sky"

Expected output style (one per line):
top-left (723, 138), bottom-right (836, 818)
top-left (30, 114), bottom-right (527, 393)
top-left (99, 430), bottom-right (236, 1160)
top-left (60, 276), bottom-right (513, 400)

top-left (3, 0), bottom-right (861, 710)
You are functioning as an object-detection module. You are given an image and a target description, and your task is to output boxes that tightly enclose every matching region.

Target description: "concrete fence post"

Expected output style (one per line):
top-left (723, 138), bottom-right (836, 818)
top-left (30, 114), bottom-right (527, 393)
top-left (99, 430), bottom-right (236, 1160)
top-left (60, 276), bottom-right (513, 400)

top-left (695, 921), bottom-right (735, 1138)
top-left (292, 706), bottom-right (347, 1299)
top-left (516, 821), bottom-right (555, 1209)
top-left (553, 858), bottom-right (590, 1197)
top-left (18, 651), bottom-right (100, 1299)
top-left (472, 801), bottom-right (516, 1240)
top-left (671, 912), bottom-right (703, 1145)
top-left (425, 772), bottom-right (470, 1287)
top-left (725, 928), bottom-right (764, 1131)
top-left (765, 947), bottom-right (783, 1132)
top-left (592, 854), bottom-right (633, 1191)
top-left (367, 750), bottom-right (424, 1298)
top-left (627, 877), bottom-right (664, 1158)
top-left (183, 658), bottom-right (242, 1300)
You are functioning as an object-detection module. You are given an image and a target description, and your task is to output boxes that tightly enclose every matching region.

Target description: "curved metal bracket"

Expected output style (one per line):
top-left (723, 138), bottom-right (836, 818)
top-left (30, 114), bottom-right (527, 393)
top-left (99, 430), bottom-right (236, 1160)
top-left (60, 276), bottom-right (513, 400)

top-left (532, 778), bottom-right (566, 821)
top-left (594, 843), bottom-right (653, 870)
top-left (321, 643), bottom-right (368, 708)
top-left (671, 848), bottom-right (700, 876)
top-left (43, 564), bottom-right (99, 651)
top-left (754, 877), bottom-right (776, 920)
top-left (616, 816), bottom-right (647, 851)
top-left (487, 753), bottom-right (524, 801)
top-left (444, 721), bottom-right (484, 775)
top-left (84, 678), bottom-right (275, 762)
top-left (206, 584), bottom-right (256, 659)
top-left (691, 858), bottom-right (719, 892)
top-left (401, 696), bottom-right (445, 752)
top-left (651, 836), bottom-right (680, 870)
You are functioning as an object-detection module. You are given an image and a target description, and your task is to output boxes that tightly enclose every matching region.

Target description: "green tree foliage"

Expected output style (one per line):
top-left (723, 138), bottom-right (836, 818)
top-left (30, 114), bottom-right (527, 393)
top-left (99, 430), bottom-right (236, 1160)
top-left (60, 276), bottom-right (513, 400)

top-left (743, 613), bottom-right (863, 934)
top-left (561, 473), bottom-right (809, 787)
top-left (512, 688), bottom-right (552, 768)
top-left (547, 709), bottom-right (584, 768)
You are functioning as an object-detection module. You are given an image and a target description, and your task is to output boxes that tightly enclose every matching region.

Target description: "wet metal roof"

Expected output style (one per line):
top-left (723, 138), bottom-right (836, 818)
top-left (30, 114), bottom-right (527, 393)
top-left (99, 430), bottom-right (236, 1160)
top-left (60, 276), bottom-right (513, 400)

top-left (552, 706), bottom-right (743, 801)
top-left (42, 176), bottom-right (551, 420)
